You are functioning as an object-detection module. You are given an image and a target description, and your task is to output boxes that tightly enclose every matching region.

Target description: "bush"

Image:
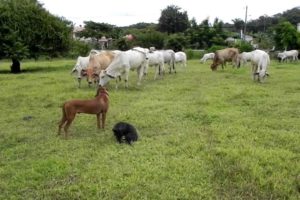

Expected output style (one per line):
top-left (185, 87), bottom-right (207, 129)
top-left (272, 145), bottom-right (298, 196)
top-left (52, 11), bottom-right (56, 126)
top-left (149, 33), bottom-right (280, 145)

top-left (68, 40), bottom-right (91, 58)
top-left (165, 34), bottom-right (187, 51)
top-left (185, 49), bottom-right (203, 59)
top-left (207, 45), bottom-right (226, 53)
top-left (234, 40), bottom-right (253, 52)
top-left (114, 38), bottom-right (132, 51)
top-left (133, 31), bottom-right (166, 49)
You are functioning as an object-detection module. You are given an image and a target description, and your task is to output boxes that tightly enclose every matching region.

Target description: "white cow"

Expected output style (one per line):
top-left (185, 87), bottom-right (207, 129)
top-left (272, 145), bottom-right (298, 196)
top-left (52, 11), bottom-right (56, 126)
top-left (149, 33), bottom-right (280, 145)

top-left (238, 52), bottom-right (253, 66)
top-left (277, 50), bottom-right (298, 62)
top-left (146, 51), bottom-right (165, 80)
top-left (71, 56), bottom-right (90, 88)
top-left (158, 49), bottom-right (176, 74)
top-left (175, 51), bottom-right (187, 68)
top-left (99, 47), bottom-right (149, 88)
top-left (249, 49), bottom-right (270, 82)
top-left (200, 53), bottom-right (215, 63)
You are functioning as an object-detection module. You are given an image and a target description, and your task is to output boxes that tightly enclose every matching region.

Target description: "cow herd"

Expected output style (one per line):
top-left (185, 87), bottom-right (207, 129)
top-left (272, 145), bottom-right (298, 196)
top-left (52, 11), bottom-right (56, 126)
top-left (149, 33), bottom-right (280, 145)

top-left (200, 48), bottom-right (298, 82)
top-left (71, 47), bottom-right (187, 88)
top-left (72, 47), bottom-right (299, 87)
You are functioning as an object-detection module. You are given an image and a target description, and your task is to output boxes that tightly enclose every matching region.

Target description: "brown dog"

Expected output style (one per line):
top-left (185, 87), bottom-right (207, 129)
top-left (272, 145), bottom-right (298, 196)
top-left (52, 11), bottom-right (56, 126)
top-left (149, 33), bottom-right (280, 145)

top-left (58, 86), bottom-right (109, 138)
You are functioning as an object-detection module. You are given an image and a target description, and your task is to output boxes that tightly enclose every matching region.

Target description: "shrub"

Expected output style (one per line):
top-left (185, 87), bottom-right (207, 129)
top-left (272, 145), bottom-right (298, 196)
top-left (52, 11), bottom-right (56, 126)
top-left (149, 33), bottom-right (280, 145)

top-left (68, 40), bottom-right (91, 58)
top-left (185, 49), bottom-right (203, 59)
top-left (207, 45), bottom-right (226, 53)
top-left (234, 40), bottom-right (253, 52)
top-left (164, 34), bottom-right (187, 51)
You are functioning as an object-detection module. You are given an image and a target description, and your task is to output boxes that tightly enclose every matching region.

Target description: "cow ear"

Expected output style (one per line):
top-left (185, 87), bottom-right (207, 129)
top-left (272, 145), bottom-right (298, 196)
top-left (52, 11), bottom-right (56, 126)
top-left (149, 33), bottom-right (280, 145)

top-left (81, 69), bottom-right (87, 76)
top-left (93, 73), bottom-right (99, 77)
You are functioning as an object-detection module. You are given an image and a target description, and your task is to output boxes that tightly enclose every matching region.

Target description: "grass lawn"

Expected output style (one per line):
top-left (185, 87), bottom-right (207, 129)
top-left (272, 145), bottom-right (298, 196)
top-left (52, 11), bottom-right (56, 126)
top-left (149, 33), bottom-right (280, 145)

top-left (0, 58), bottom-right (299, 199)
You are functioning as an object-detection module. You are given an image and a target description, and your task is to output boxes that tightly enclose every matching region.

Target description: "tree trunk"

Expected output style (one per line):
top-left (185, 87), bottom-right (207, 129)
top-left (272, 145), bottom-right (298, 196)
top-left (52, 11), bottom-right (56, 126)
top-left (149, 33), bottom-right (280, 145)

top-left (10, 58), bottom-right (21, 73)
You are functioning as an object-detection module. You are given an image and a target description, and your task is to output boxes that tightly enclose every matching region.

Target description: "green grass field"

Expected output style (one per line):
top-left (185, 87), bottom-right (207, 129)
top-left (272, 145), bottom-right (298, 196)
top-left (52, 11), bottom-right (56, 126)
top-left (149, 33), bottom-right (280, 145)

top-left (0, 59), bottom-right (299, 199)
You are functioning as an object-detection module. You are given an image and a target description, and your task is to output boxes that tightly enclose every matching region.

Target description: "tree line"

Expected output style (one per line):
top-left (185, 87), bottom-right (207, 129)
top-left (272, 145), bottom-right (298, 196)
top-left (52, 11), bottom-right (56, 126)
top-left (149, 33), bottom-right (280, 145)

top-left (1, 0), bottom-right (300, 73)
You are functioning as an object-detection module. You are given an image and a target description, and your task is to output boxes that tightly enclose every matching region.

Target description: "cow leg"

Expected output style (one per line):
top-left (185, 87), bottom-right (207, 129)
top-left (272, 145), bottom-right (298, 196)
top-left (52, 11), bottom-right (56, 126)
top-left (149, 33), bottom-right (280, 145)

top-left (252, 64), bottom-right (259, 81)
top-left (173, 60), bottom-right (176, 73)
top-left (154, 65), bottom-right (158, 80)
top-left (77, 78), bottom-right (81, 88)
top-left (124, 68), bottom-right (130, 88)
top-left (137, 67), bottom-right (144, 86)
top-left (159, 63), bottom-right (165, 76)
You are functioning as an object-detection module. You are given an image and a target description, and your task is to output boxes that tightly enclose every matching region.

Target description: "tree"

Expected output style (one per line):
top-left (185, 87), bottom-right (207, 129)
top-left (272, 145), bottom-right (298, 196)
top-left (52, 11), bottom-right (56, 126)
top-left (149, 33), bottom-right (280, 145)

top-left (278, 7), bottom-right (300, 26)
top-left (78, 21), bottom-right (121, 40)
top-left (0, 0), bottom-right (72, 73)
top-left (232, 18), bottom-right (245, 32)
top-left (158, 5), bottom-right (190, 34)
top-left (165, 34), bottom-right (187, 51)
top-left (274, 21), bottom-right (300, 50)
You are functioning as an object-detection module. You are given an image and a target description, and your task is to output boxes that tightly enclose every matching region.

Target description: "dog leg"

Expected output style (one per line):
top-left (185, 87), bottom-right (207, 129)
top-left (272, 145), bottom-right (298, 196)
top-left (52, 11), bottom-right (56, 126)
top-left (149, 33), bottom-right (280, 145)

top-left (101, 112), bottom-right (106, 129)
top-left (64, 117), bottom-right (74, 139)
top-left (58, 108), bottom-right (67, 136)
top-left (96, 113), bottom-right (101, 129)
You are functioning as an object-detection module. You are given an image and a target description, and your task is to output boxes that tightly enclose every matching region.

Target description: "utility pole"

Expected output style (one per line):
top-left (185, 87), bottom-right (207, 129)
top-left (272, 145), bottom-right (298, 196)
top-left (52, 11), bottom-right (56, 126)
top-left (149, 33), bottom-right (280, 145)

top-left (243, 5), bottom-right (248, 40)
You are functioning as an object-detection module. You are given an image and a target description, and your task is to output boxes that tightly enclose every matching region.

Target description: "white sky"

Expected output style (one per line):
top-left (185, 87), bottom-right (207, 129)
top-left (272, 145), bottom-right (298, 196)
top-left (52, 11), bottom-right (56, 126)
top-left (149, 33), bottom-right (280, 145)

top-left (38, 0), bottom-right (299, 27)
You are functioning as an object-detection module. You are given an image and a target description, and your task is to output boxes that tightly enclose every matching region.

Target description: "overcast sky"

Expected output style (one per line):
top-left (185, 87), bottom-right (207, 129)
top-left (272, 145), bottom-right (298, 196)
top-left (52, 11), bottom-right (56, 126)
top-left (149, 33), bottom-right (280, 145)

top-left (38, 0), bottom-right (299, 27)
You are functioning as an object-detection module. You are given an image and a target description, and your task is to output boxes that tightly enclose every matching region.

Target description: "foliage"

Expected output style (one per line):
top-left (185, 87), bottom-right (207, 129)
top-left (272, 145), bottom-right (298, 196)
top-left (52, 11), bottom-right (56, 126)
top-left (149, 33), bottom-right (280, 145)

top-left (207, 45), bottom-right (226, 53)
top-left (186, 18), bottom-right (228, 49)
top-left (158, 5), bottom-right (190, 34)
top-left (253, 32), bottom-right (275, 50)
top-left (278, 7), bottom-right (300, 26)
top-left (0, 59), bottom-right (299, 199)
top-left (125, 22), bottom-right (157, 30)
top-left (78, 21), bottom-right (122, 40)
top-left (234, 40), bottom-right (254, 52)
top-left (246, 7), bottom-right (300, 34)
top-left (185, 49), bottom-right (203, 59)
top-left (125, 28), bottom-right (166, 49)
top-left (232, 18), bottom-right (245, 32)
top-left (247, 15), bottom-right (277, 33)
top-left (114, 38), bottom-right (132, 51)
top-left (164, 33), bottom-right (187, 51)
top-left (68, 40), bottom-right (91, 58)
top-left (273, 21), bottom-right (300, 50)
top-left (0, 0), bottom-right (72, 72)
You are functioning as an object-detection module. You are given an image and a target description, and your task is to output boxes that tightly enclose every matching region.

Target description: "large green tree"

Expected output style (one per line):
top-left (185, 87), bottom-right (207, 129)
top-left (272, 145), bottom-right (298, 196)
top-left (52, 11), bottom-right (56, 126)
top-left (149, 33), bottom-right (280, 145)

top-left (158, 5), bottom-right (190, 34)
top-left (0, 0), bottom-right (72, 73)
top-left (274, 21), bottom-right (300, 50)
top-left (185, 18), bottom-right (227, 49)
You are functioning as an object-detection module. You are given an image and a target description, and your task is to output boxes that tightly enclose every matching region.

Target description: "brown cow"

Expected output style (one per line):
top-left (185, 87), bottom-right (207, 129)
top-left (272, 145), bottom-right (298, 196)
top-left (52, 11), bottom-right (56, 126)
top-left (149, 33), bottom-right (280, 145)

top-left (210, 48), bottom-right (240, 71)
top-left (83, 51), bottom-right (119, 86)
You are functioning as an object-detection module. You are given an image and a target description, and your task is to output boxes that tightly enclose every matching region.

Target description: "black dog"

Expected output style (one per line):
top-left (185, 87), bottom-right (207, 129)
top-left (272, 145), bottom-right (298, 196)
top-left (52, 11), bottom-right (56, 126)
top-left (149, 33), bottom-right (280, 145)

top-left (112, 122), bottom-right (138, 145)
